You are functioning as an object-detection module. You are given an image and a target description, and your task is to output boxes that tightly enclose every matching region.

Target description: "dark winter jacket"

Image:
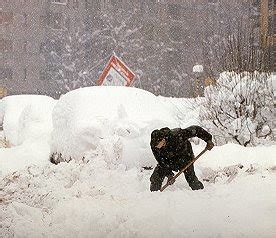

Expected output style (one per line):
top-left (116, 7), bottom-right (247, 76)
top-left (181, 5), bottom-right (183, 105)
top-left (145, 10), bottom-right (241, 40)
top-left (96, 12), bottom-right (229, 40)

top-left (150, 126), bottom-right (212, 171)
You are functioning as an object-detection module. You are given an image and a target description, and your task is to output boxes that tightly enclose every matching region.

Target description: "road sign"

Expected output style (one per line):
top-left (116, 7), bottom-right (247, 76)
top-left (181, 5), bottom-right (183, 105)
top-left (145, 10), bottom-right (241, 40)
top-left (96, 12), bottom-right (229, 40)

top-left (97, 55), bottom-right (135, 86)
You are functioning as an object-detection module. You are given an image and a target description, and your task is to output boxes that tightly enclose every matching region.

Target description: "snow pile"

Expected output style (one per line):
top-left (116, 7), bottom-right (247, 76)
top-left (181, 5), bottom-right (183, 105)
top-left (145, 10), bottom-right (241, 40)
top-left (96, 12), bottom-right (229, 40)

top-left (0, 95), bottom-right (56, 146)
top-left (51, 86), bottom-right (178, 167)
top-left (0, 88), bottom-right (275, 237)
top-left (270, 73), bottom-right (276, 93)
top-left (1, 144), bottom-right (276, 238)
top-left (0, 95), bottom-right (56, 176)
top-left (192, 64), bottom-right (204, 73)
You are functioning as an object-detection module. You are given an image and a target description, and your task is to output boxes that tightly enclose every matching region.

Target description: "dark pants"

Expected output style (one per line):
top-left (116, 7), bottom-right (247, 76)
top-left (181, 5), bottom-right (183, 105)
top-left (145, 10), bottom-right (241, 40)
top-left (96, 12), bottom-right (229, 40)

top-left (150, 163), bottom-right (204, 191)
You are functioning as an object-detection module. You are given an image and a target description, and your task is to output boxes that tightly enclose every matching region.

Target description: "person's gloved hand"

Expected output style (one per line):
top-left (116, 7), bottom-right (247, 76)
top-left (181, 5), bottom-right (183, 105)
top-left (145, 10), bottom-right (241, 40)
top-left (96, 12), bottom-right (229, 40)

top-left (206, 140), bottom-right (214, 150)
top-left (167, 175), bottom-right (175, 185)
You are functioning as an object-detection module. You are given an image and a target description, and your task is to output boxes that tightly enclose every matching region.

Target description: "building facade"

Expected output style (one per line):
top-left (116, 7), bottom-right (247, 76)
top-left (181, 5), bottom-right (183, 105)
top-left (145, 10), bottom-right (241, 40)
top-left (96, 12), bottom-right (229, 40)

top-left (259, 0), bottom-right (275, 70)
top-left (0, 0), bottom-right (87, 98)
top-left (0, 0), bottom-right (274, 98)
top-left (1, 0), bottom-right (47, 96)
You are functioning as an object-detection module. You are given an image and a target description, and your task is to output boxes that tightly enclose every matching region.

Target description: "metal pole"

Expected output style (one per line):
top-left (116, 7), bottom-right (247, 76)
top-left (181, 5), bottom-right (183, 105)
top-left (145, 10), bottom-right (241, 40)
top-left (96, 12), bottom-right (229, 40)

top-left (160, 148), bottom-right (208, 192)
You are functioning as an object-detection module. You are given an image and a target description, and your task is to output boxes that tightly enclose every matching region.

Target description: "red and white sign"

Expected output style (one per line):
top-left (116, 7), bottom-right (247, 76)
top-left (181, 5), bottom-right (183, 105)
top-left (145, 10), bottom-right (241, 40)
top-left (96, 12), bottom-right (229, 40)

top-left (97, 55), bottom-right (135, 86)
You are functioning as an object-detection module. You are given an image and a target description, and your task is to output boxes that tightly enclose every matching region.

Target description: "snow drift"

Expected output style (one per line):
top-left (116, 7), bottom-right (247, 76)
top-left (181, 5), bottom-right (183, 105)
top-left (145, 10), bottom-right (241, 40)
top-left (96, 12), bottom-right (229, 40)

top-left (0, 95), bottom-right (56, 176)
top-left (51, 86), bottom-right (178, 167)
top-left (1, 144), bottom-right (276, 238)
top-left (1, 88), bottom-right (276, 238)
top-left (0, 95), bottom-right (56, 146)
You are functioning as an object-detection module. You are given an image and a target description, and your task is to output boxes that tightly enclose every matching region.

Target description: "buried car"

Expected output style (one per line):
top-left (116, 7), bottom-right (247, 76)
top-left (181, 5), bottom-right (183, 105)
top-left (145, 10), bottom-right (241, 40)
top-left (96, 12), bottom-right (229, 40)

top-left (50, 86), bottom-right (178, 168)
top-left (0, 95), bottom-right (56, 146)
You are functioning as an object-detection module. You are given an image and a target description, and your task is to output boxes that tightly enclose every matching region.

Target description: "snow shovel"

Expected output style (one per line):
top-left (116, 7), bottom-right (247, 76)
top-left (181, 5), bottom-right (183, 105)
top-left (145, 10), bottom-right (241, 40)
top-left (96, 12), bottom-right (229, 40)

top-left (160, 148), bottom-right (208, 192)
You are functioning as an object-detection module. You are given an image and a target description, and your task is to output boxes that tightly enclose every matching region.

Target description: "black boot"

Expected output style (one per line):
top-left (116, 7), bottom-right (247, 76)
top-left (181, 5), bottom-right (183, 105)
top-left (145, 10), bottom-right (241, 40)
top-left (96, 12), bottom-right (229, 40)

top-left (189, 179), bottom-right (204, 190)
top-left (150, 165), bottom-right (170, 192)
top-left (183, 163), bottom-right (204, 190)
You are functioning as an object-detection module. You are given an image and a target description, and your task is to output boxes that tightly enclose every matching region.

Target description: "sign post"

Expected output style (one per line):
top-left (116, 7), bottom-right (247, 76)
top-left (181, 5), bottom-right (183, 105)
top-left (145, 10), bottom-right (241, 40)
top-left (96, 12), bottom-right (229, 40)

top-left (97, 55), bottom-right (135, 86)
top-left (0, 87), bottom-right (7, 98)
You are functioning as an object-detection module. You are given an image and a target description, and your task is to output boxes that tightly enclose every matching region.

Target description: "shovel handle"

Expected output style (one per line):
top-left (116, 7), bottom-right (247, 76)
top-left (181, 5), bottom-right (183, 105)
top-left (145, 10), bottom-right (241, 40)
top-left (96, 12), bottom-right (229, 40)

top-left (160, 148), bottom-right (208, 192)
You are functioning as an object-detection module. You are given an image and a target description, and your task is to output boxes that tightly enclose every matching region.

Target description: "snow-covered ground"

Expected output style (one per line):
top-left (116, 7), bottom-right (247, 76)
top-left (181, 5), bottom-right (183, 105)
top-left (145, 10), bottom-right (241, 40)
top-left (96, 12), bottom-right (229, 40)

top-left (0, 87), bottom-right (275, 238)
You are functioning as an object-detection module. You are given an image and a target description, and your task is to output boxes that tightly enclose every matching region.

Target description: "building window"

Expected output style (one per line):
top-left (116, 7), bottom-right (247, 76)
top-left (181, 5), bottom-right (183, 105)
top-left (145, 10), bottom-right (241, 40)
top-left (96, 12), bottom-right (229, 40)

top-left (110, 0), bottom-right (121, 7)
top-left (271, 44), bottom-right (276, 57)
top-left (46, 11), bottom-right (65, 30)
top-left (268, 15), bottom-right (276, 36)
top-left (0, 68), bottom-right (13, 80)
top-left (208, 0), bottom-right (218, 3)
top-left (0, 11), bottom-right (13, 25)
top-left (144, 23), bottom-right (155, 41)
top-left (166, 49), bottom-right (186, 67)
top-left (268, 0), bottom-right (275, 10)
top-left (51, 0), bottom-right (68, 5)
top-left (169, 25), bottom-right (183, 42)
top-left (40, 39), bottom-right (63, 55)
top-left (23, 68), bottom-right (27, 80)
top-left (168, 4), bottom-right (181, 20)
top-left (142, 0), bottom-right (155, 16)
top-left (85, 0), bottom-right (89, 9)
top-left (85, 0), bottom-right (101, 11)
top-left (22, 13), bottom-right (28, 26)
top-left (72, 0), bottom-right (79, 9)
top-left (252, 0), bottom-right (261, 7)
top-left (39, 70), bottom-right (48, 81)
top-left (23, 40), bottom-right (28, 53)
top-left (0, 39), bottom-right (13, 53)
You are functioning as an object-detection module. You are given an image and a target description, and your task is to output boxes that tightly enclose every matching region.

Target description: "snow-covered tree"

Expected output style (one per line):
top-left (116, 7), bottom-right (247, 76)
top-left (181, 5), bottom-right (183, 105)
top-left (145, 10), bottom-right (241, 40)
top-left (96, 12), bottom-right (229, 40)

top-left (85, 6), bottom-right (143, 81)
top-left (85, 5), bottom-right (169, 93)
top-left (199, 71), bottom-right (274, 146)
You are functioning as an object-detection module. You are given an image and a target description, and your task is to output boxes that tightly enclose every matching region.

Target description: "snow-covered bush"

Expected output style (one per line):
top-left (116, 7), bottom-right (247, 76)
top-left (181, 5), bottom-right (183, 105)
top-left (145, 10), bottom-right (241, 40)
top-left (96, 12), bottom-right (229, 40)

top-left (199, 71), bottom-right (274, 146)
top-left (50, 86), bottom-right (178, 167)
top-left (0, 95), bottom-right (56, 146)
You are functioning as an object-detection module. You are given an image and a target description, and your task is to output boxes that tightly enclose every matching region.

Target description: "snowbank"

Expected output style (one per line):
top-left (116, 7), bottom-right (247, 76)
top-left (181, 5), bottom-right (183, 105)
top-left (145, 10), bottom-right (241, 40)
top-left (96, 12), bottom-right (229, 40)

top-left (0, 95), bottom-right (56, 146)
top-left (51, 86), bottom-right (178, 167)
top-left (0, 89), bottom-right (275, 238)
top-left (270, 73), bottom-right (276, 93)
top-left (0, 140), bottom-right (51, 176)
top-left (1, 144), bottom-right (276, 238)
top-left (0, 95), bottom-right (56, 176)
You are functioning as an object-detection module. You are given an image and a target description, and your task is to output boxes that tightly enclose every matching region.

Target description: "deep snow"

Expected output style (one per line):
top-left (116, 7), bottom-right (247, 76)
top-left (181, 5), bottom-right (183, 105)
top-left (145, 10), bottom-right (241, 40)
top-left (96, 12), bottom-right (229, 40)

top-left (0, 87), bottom-right (275, 238)
top-left (50, 86), bottom-right (178, 166)
top-left (0, 95), bottom-right (56, 146)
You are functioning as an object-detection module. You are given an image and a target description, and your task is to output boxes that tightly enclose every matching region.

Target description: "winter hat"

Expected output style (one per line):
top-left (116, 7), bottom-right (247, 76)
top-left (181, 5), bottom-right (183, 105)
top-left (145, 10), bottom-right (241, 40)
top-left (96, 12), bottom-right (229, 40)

top-left (151, 127), bottom-right (171, 147)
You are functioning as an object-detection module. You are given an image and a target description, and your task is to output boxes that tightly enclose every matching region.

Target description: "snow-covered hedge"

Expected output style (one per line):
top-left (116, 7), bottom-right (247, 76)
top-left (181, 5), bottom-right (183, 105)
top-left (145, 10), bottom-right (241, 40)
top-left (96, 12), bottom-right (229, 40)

top-left (0, 95), bottom-right (56, 146)
top-left (50, 86), bottom-right (178, 167)
top-left (199, 72), bottom-right (274, 146)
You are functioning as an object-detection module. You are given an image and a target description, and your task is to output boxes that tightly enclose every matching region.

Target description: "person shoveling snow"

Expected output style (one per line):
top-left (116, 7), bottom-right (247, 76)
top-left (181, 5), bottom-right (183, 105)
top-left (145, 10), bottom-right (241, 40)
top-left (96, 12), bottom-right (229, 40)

top-left (150, 125), bottom-right (214, 191)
